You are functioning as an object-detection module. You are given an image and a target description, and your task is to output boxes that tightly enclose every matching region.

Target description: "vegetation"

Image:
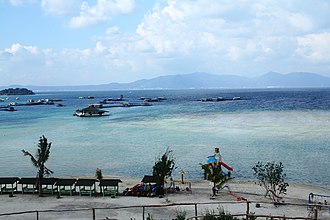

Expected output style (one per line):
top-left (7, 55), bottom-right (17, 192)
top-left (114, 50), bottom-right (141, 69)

top-left (252, 161), bottom-right (289, 201)
top-left (22, 135), bottom-right (53, 197)
top-left (152, 147), bottom-right (176, 196)
top-left (175, 209), bottom-right (186, 220)
top-left (202, 207), bottom-right (240, 220)
top-left (95, 168), bottom-right (103, 193)
top-left (0, 87), bottom-right (34, 95)
top-left (201, 163), bottom-right (231, 196)
top-left (146, 213), bottom-right (153, 220)
top-left (95, 168), bottom-right (103, 181)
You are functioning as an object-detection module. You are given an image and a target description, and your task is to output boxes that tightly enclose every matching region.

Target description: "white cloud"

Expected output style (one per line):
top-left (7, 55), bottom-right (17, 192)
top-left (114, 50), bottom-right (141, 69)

top-left (289, 13), bottom-right (314, 32)
top-left (41, 0), bottom-right (81, 16)
top-left (132, 0), bottom-right (330, 74)
top-left (296, 33), bottom-right (330, 62)
top-left (5, 43), bottom-right (39, 55)
top-left (2, 0), bottom-right (330, 86)
top-left (69, 0), bottom-right (135, 28)
top-left (8, 0), bottom-right (35, 6)
top-left (9, 0), bottom-right (23, 6)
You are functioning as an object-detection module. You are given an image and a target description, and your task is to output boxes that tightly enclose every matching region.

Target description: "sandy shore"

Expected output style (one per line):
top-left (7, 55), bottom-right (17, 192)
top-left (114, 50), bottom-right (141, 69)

top-left (1, 177), bottom-right (330, 220)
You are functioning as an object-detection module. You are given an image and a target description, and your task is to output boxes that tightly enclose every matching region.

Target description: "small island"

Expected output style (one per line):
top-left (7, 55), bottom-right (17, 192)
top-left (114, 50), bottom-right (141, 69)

top-left (0, 88), bottom-right (35, 95)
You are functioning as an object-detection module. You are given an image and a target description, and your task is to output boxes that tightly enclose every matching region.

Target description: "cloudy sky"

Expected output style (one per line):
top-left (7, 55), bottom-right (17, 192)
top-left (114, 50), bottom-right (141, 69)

top-left (1, 0), bottom-right (330, 86)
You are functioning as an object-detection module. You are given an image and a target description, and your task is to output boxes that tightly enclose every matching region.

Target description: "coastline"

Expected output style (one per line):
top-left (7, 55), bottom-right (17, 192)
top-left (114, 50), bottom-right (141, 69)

top-left (1, 177), bottom-right (329, 219)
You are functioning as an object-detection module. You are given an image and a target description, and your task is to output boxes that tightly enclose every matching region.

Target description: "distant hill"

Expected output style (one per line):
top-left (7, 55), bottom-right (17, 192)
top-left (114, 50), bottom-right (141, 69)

top-left (1, 72), bottom-right (330, 91)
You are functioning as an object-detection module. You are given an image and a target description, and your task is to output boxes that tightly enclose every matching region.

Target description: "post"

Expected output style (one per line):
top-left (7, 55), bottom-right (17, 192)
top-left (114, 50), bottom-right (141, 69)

top-left (313, 206), bottom-right (318, 220)
top-left (36, 211), bottom-right (39, 220)
top-left (246, 201), bottom-right (250, 220)
top-left (92, 208), bottom-right (96, 220)
top-left (142, 206), bottom-right (145, 220)
top-left (194, 204), bottom-right (198, 220)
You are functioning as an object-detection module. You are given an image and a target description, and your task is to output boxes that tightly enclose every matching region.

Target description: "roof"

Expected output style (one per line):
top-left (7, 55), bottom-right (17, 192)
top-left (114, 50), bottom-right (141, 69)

top-left (41, 178), bottom-right (58, 185)
top-left (81, 106), bottom-right (108, 114)
top-left (0, 177), bottom-right (20, 184)
top-left (141, 175), bottom-right (156, 183)
top-left (75, 179), bottom-right (96, 186)
top-left (18, 177), bottom-right (37, 185)
top-left (99, 179), bottom-right (122, 187)
top-left (55, 178), bottom-right (77, 186)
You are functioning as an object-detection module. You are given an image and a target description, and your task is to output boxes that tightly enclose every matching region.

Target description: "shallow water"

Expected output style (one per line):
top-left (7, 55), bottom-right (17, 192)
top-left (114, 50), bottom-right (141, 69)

top-left (0, 88), bottom-right (329, 188)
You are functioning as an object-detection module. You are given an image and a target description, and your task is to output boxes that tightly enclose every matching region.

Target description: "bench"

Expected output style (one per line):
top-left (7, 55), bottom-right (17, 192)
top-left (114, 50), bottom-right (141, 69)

top-left (99, 179), bottom-right (122, 197)
top-left (55, 178), bottom-right (77, 196)
top-left (18, 178), bottom-right (37, 194)
top-left (75, 179), bottom-right (96, 197)
top-left (0, 177), bottom-right (19, 195)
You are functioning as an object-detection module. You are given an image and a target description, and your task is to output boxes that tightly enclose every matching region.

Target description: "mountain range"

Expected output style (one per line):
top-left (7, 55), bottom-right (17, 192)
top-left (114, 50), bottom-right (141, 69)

top-left (2, 72), bottom-right (330, 91)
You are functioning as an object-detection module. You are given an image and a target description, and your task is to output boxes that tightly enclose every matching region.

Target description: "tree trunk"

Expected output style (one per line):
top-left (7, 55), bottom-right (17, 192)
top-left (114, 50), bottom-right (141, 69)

top-left (38, 171), bottom-right (43, 197)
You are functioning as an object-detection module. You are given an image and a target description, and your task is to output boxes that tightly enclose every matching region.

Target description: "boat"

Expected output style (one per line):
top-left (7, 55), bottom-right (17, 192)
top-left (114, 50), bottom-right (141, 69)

top-left (74, 105), bottom-right (109, 117)
top-left (3, 107), bottom-right (16, 111)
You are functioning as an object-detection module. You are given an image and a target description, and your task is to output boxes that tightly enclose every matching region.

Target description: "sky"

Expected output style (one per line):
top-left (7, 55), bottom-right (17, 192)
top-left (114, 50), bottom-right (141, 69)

top-left (1, 0), bottom-right (330, 86)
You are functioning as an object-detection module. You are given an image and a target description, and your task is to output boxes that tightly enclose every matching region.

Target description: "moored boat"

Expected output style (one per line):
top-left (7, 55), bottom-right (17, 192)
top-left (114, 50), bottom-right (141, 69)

top-left (74, 105), bottom-right (109, 117)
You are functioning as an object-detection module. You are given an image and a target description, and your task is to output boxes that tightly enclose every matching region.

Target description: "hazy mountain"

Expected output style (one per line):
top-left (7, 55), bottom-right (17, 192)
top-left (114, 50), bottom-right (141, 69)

top-left (1, 72), bottom-right (330, 91)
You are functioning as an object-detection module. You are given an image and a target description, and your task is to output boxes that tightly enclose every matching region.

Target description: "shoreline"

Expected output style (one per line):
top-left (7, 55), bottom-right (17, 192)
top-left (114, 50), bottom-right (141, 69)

top-left (1, 177), bottom-right (329, 219)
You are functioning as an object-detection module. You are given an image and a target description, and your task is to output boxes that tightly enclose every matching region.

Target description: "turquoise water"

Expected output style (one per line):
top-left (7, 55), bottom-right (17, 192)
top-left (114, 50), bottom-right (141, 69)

top-left (0, 89), bottom-right (329, 188)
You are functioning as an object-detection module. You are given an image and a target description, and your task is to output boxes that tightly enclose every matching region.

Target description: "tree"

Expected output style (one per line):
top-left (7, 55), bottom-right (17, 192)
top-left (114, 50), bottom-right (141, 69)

top-left (252, 161), bottom-right (289, 202)
top-left (22, 135), bottom-right (53, 197)
top-left (152, 147), bottom-right (176, 196)
top-left (201, 163), bottom-right (231, 196)
top-left (95, 168), bottom-right (103, 194)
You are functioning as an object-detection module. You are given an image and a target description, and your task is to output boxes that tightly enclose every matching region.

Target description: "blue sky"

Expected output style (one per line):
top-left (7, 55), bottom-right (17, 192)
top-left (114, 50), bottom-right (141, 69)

top-left (1, 0), bottom-right (330, 86)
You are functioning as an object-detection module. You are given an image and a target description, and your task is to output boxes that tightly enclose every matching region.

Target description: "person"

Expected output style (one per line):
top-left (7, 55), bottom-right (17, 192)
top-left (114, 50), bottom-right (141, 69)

top-left (213, 147), bottom-right (222, 164)
top-left (206, 147), bottom-right (222, 171)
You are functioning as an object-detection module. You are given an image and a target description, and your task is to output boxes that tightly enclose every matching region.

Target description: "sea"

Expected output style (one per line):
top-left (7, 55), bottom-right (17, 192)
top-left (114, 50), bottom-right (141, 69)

top-left (0, 88), bottom-right (329, 188)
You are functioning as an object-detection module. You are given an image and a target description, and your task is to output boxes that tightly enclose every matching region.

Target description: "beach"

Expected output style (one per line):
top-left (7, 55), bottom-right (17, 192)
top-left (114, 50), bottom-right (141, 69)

top-left (1, 177), bottom-right (330, 220)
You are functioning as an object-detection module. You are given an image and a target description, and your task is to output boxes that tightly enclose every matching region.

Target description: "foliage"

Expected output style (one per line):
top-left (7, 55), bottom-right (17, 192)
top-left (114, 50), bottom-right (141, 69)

top-left (146, 213), bottom-right (153, 220)
top-left (95, 168), bottom-right (103, 181)
top-left (152, 147), bottom-right (176, 195)
top-left (252, 161), bottom-right (289, 201)
top-left (202, 207), bottom-right (240, 220)
top-left (201, 163), bottom-right (231, 196)
top-left (175, 209), bottom-right (186, 220)
top-left (0, 87), bottom-right (34, 95)
top-left (95, 168), bottom-right (103, 194)
top-left (22, 135), bottom-right (53, 197)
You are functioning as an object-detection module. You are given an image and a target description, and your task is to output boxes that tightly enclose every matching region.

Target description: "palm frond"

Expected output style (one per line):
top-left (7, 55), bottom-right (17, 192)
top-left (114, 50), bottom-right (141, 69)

top-left (44, 166), bottom-right (53, 176)
top-left (22, 149), bottom-right (38, 168)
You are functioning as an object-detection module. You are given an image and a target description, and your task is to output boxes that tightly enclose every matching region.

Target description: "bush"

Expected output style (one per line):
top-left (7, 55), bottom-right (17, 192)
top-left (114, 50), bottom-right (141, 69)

top-left (202, 208), bottom-right (240, 220)
top-left (252, 161), bottom-right (289, 201)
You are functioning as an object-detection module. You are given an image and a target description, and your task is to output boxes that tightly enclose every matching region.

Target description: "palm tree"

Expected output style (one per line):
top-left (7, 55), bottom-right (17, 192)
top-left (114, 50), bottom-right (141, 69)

top-left (22, 135), bottom-right (53, 197)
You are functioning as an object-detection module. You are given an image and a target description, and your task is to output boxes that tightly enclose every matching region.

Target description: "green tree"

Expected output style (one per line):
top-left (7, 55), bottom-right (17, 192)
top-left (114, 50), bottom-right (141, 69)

top-left (202, 164), bottom-right (231, 196)
top-left (152, 147), bottom-right (176, 196)
top-left (22, 135), bottom-right (53, 197)
top-left (252, 161), bottom-right (289, 202)
top-left (95, 168), bottom-right (103, 193)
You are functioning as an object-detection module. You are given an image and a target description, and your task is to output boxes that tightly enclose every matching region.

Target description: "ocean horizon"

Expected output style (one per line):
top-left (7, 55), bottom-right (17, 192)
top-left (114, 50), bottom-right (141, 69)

top-left (1, 88), bottom-right (329, 189)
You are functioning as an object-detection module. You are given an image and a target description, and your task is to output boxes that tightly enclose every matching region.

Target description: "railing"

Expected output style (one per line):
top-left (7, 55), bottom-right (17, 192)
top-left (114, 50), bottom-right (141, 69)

top-left (0, 200), bottom-right (328, 220)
